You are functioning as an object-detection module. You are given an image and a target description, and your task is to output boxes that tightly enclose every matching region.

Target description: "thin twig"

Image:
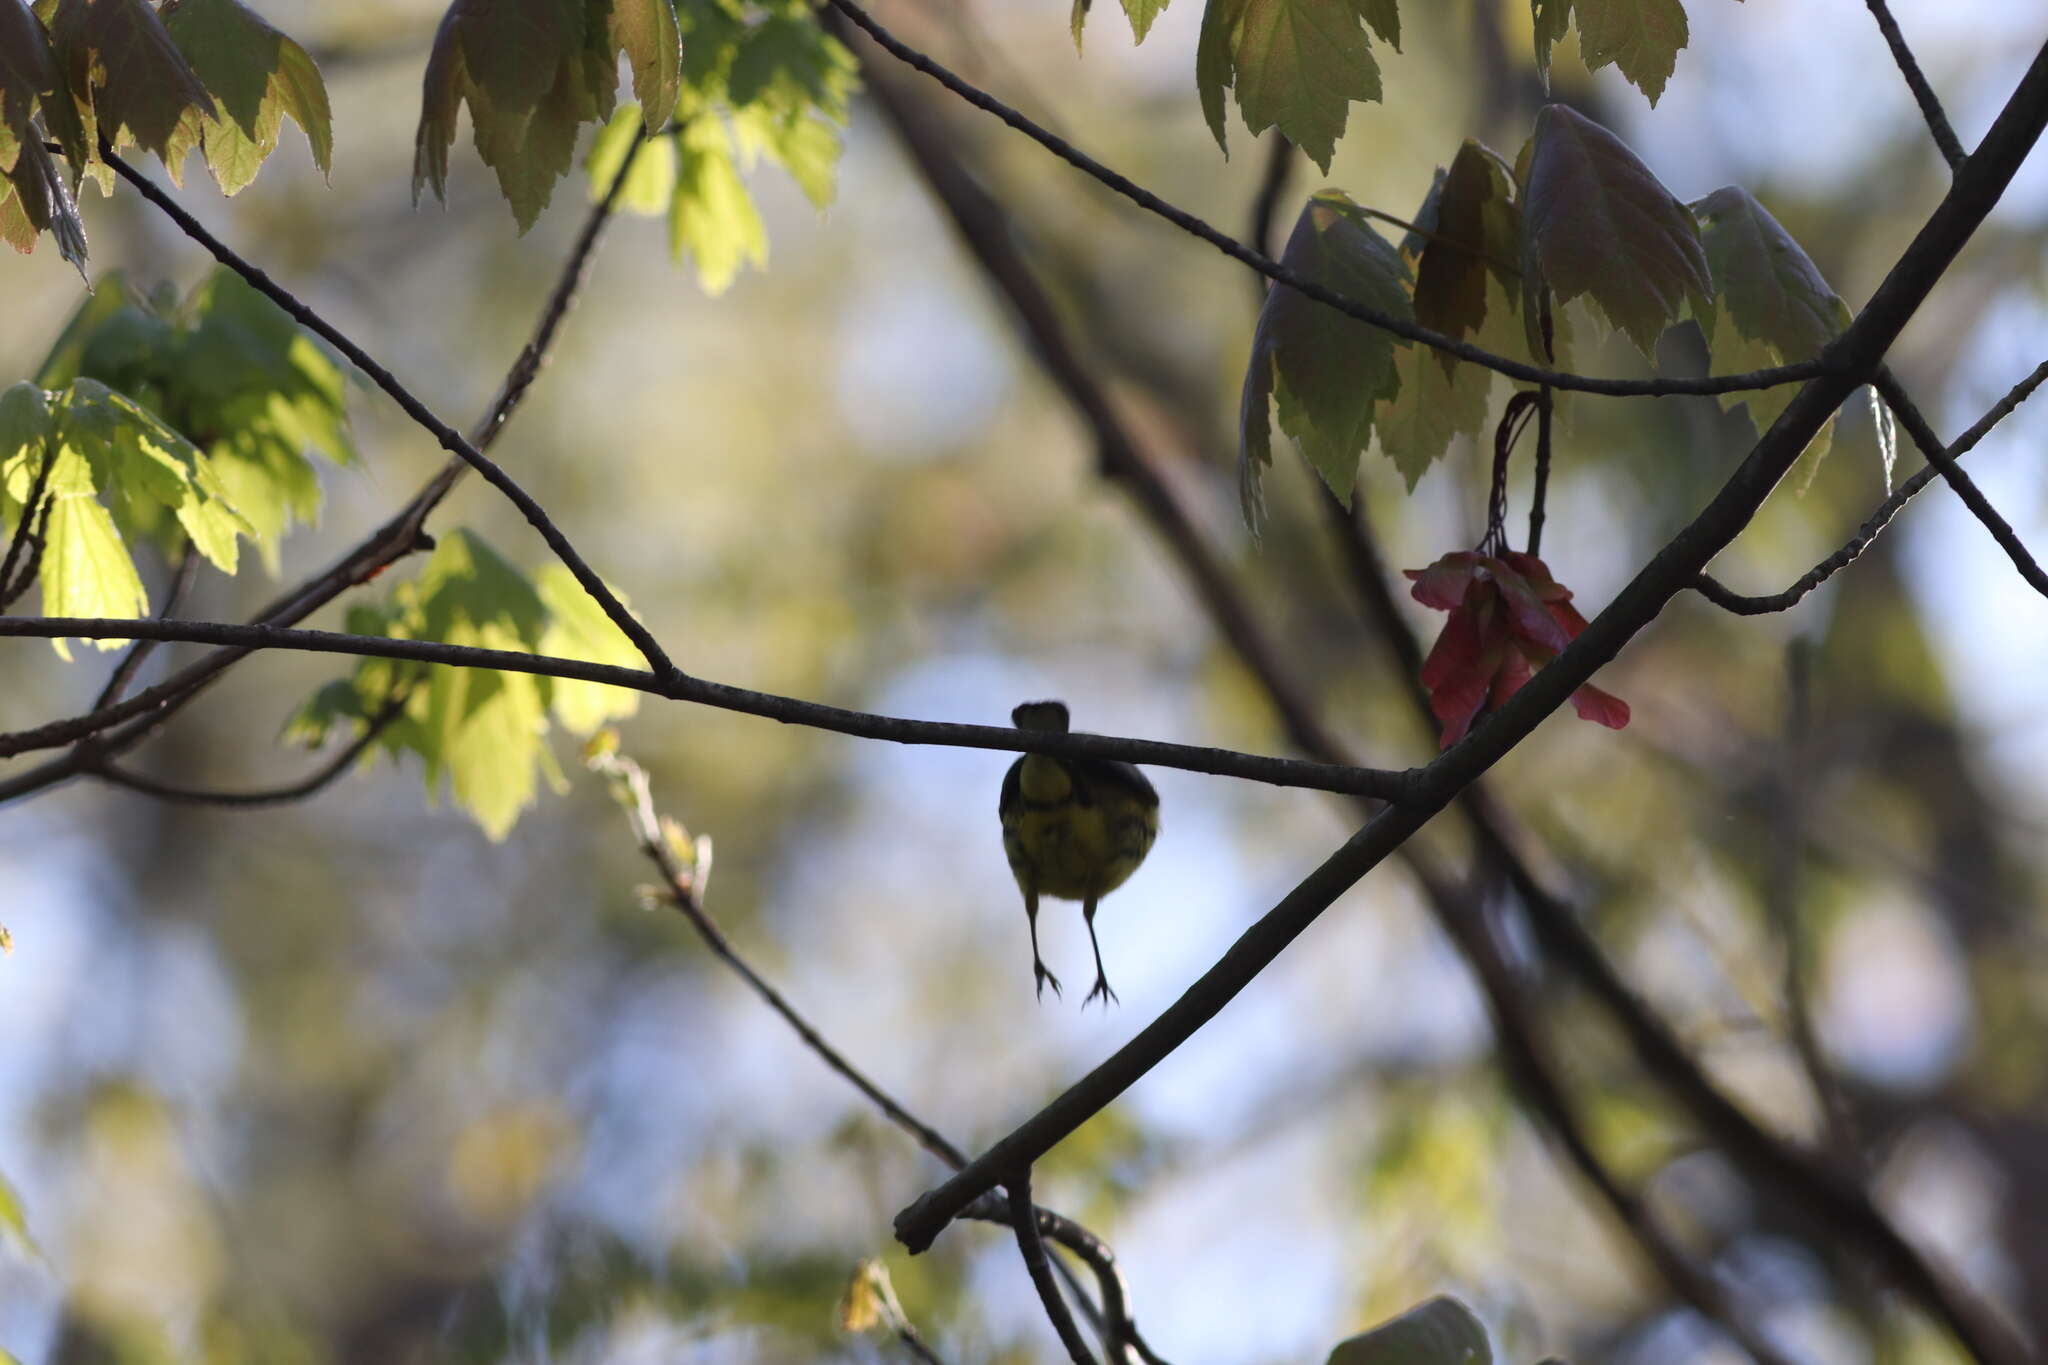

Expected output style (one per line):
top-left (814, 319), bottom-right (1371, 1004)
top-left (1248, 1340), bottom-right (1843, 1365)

top-left (1007, 1171), bottom-right (1097, 1365)
top-left (89, 689), bottom-right (409, 808)
top-left (1874, 367), bottom-right (2048, 599)
top-left (0, 439), bottom-right (56, 604)
top-left (94, 146), bottom-right (675, 679)
top-left (1693, 370), bottom-right (2048, 616)
top-left (824, 0), bottom-right (1832, 401)
top-left (0, 139), bottom-right (647, 803)
top-left (1768, 641), bottom-right (1859, 1166)
top-left (90, 544), bottom-right (200, 711)
top-left (595, 750), bottom-right (1164, 1361)
top-left (1865, 0), bottom-right (1968, 170)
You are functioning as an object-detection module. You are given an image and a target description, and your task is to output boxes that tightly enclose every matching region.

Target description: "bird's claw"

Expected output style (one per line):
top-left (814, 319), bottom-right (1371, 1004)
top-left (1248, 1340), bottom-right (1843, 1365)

top-left (1083, 977), bottom-right (1119, 1009)
top-left (1034, 964), bottom-right (1064, 1001)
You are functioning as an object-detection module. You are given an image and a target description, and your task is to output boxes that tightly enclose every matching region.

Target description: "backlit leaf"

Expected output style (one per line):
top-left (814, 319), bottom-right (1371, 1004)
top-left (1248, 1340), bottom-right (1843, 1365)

top-left (37, 443), bottom-right (148, 658)
top-left (1575, 0), bottom-right (1687, 104)
top-left (1413, 139), bottom-right (1519, 353)
top-left (1227, 0), bottom-right (1381, 172)
top-left (609, 0), bottom-right (680, 129)
top-left (537, 562), bottom-right (643, 735)
top-left (48, 0), bottom-right (211, 161)
top-left (162, 0), bottom-right (333, 193)
top-left (668, 114), bottom-right (764, 294)
top-left (1520, 104), bottom-right (1707, 357)
top-left (1239, 191), bottom-right (1413, 524)
top-left (1690, 186), bottom-right (1850, 484)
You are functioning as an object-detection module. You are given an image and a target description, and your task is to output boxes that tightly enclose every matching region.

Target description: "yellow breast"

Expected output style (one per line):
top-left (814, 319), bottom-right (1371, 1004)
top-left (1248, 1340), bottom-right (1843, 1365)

top-left (1003, 756), bottom-right (1158, 902)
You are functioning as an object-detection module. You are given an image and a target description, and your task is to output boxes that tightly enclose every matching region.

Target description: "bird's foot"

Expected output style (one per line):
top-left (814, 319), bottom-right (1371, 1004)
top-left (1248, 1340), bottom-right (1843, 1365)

top-left (1082, 975), bottom-right (1119, 1009)
top-left (1034, 962), bottom-right (1064, 1001)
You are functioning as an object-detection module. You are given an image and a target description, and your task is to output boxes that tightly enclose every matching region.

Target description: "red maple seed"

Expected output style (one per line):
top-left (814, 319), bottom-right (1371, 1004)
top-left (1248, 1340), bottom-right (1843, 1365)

top-left (1403, 550), bottom-right (1630, 749)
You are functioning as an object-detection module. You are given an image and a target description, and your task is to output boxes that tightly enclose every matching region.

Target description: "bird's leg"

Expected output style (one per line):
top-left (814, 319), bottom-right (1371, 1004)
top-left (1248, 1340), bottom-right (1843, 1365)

top-left (1025, 887), bottom-right (1062, 1000)
top-left (1081, 896), bottom-right (1118, 1007)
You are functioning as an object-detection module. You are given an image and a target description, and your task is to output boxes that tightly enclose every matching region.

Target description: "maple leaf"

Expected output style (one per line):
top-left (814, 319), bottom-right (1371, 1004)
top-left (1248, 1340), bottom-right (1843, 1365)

top-left (1404, 549), bottom-right (1629, 747)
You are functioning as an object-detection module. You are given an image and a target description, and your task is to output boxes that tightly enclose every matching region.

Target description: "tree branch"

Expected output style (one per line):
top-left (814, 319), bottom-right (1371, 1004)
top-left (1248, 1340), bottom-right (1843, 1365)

top-left (824, 0), bottom-right (1833, 401)
top-left (0, 439), bottom-right (56, 605)
top-left (96, 147), bottom-right (675, 679)
top-left (88, 689), bottom-right (409, 808)
top-left (89, 543), bottom-right (201, 712)
top-left (1865, 0), bottom-right (1968, 170)
top-left (1008, 1171), bottom-right (1097, 1365)
top-left (0, 622), bottom-right (1428, 814)
top-left (1693, 358), bottom-right (2048, 613)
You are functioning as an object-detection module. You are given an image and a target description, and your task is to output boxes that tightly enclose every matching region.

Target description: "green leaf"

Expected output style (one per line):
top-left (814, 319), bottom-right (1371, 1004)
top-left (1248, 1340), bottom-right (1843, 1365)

top-left (1531, 0), bottom-right (1570, 89)
top-left (1239, 191), bottom-right (1413, 524)
top-left (1689, 186), bottom-right (1849, 481)
top-left (1374, 329), bottom-right (1490, 489)
top-left (0, 382), bottom-right (52, 529)
top-left (48, 0), bottom-right (211, 162)
top-left (536, 562), bottom-right (643, 735)
top-left (587, 103), bottom-right (680, 215)
top-left (1357, 0), bottom-right (1398, 47)
top-left (1572, 0), bottom-right (1687, 105)
top-left (609, 0), bottom-right (681, 130)
top-left (1520, 103), bottom-right (1707, 357)
top-left (669, 114), bottom-right (764, 294)
top-left (36, 443), bottom-right (148, 658)
top-left (1120, 0), bottom-right (1169, 42)
top-left (1195, 0), bottom-right (1245, 151)
top-left (1326, 1297), bottom-right (1493, 1365)
top-left (1412, 139), bottom-right (1519, 351)
top-left (162, 0), bottom-right (333, 193)
top-left (1229, 0), bottom-right (1381, 173)
top-left (412, 0), bottom-right (593, 231)
top-left (0, 131), bottom-right (84, 266)
top-left (0, 0), bottom-right (65, 171)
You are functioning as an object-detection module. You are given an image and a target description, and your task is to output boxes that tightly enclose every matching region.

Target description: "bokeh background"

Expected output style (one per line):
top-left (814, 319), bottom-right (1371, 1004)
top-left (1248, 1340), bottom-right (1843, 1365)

top-left (5, 1), bottom-right (2048, 1361)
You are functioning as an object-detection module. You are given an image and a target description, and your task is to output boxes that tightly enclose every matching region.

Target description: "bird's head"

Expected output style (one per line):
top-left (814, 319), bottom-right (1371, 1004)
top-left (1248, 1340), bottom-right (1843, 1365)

top-left (1011, 699), bottom-right (1071, 732)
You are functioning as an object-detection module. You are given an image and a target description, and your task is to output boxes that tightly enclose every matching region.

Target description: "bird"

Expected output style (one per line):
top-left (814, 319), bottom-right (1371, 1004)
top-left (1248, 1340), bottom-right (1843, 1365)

top-left (998, 699), bottom-right (1159, 1006)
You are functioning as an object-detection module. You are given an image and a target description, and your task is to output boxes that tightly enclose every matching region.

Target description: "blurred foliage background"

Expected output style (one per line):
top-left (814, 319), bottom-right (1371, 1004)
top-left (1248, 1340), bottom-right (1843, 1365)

top-left (6, 1), bottom-right (2048, 1362)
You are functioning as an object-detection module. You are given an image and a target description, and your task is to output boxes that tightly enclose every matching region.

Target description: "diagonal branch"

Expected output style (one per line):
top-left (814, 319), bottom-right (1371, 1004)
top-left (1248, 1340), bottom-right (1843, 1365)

top-left (852, 39), bottom-right (1989, 1360)
top-left (95, 147), bottom-right (675, 679)
top-left (0, 437), bottom-right (57, 605)
top-left (891, 54), bottom-right (2048, 1365)
top-left (1694, 358), bottom-right (2048, 614)
top-left (823, 0), bottom-right (1833, 401)
top-left (1865, 0), bottom-right (1968, 170)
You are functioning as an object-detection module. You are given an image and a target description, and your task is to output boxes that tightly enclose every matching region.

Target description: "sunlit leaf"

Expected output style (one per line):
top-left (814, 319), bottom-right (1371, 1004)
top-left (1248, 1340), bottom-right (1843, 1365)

top-left (669, 114), bottom-right (764, 294)
top-left (1520, 104), bottom-right (1707, 357)
top-left (37, 443), bottom-right (148, 659)
top-left (47, 0), bottom-right (211, 161)
top-left (162, 0), bottom-right (333, 193)
top-left (610, 0), bottom-right (680, 130)
top-left (0, 132), bottom-right (84, 266)
top-left (587, 103), bottom-right (680, 216)
top-left (536, 562), bottom-right (643, 735)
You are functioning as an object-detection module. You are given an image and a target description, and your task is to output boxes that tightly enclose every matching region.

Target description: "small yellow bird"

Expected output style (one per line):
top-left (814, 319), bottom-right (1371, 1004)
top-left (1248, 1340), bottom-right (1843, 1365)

top-left (999, 700), bottom-right (1159, 1006)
